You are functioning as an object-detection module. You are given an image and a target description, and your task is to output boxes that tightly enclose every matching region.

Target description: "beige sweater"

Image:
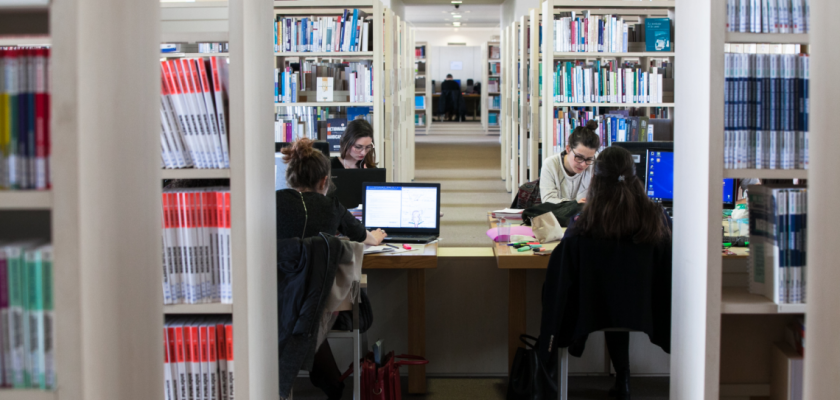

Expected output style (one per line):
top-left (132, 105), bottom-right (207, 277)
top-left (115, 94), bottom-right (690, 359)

top-left (539, 153), bottom-right (592, 204)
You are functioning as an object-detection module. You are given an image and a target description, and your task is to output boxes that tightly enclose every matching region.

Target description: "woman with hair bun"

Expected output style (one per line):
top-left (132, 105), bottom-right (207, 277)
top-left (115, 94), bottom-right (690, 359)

top-left (539, 119), bottom-right (601, 204)
top-left (276, 138), bottom-right (386, 399)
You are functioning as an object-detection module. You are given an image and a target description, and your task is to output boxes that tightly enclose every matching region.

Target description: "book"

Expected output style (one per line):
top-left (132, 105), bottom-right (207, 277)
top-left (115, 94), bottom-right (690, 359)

top-left (553, 13), bottom-right (637, 53)
top-left (0, 48), bottom-right (51, 190)
top-left (275, 10), bottom-right (371, 53)
top-left (415, 95), bottom-right (425, 110)
top-left (728, 0), bottom-right (810, 33)
top-left (326, 118), bottom-right (348, 153)
top-left (644, 18), bottom-right (671, 52)
top-left (316, 77), bottom-right (334, 102)
top-left (161, 188), bottom-right (232, 305)
top-left (164, 317), bottom-right (232, 400)
top-left (160, 56), bottom-right (230, 170)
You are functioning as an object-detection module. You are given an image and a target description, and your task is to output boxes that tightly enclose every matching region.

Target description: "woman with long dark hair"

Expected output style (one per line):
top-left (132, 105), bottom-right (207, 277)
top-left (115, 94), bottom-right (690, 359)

top-left (332, 119), bottom-right (377, 169)
top-left (539, 146), bottom-right (672, 400)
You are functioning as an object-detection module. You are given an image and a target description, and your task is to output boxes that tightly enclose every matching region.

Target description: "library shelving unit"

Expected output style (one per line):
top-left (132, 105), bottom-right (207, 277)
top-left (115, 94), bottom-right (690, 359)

top-left (161, 1), bottom-right (279, 399)
top-left (403, 26), bottom-right (416, 181)
top-left (674, 1), bottom-right (818, 398)
top-left (539, 0), bottom-right (676, 172)
top-left (414, 41), bottom-right (431, 132)
top-left (272, 0), bottom-right (384, 165)
top-left (382, 12), bottom-right (415, 183)
top-left (482, 40), bottom-right (501, 134)
top-left (501, 23), bottom-right (513, 192)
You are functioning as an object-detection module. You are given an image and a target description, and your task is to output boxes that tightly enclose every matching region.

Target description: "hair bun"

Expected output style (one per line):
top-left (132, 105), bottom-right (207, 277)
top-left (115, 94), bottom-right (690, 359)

top-left (586, 120), bottom-right (599, 131)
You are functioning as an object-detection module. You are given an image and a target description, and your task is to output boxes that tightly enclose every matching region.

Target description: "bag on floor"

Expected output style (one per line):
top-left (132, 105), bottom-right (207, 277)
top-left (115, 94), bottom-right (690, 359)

top-left (341, 351), bottom-right (429, 400)
top-left (507, 335), bottom-right (547, 400)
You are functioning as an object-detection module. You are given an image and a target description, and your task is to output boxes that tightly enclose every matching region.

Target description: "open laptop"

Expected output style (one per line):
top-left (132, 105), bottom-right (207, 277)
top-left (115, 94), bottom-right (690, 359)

top-left (330, 169), bottom-right (387, 209)
top-left (362, 182), bottom-right (441, 243)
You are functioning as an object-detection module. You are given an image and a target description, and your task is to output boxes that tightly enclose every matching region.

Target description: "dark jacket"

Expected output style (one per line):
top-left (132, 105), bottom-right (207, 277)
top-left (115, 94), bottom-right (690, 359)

top-left (438, 87), bottom-right (466, 120)
top-left (538, 214), bottom-right (672, 361)
top-left (275, 189), bottom-right (366, 243)
top-left (277, 234), bottom-right (346, 398)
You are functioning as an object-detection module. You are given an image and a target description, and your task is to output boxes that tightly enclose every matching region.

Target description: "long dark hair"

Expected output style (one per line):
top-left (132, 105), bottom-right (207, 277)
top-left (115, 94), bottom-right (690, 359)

top-left (339, 119), bottom-right (376, 168)
top-left (574, 146), bottom-right (670, 244)
top-left (281, 138), bottom-right (331, 191)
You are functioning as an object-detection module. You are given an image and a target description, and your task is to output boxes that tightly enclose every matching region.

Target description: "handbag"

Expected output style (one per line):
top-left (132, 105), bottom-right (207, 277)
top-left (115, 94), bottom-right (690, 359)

top-left (507, 335), bottom-right (547, 400)
top-left (522, 201), bottom-right (582, 227)
top-left (341, 351), bottom-right (429, 400)
top-left (531, 212), bottom-right (564, 243)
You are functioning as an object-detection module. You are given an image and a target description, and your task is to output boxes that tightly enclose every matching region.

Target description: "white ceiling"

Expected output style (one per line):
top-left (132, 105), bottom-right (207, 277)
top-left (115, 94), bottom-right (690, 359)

top-left (403, 4), bottom-right (502, 28)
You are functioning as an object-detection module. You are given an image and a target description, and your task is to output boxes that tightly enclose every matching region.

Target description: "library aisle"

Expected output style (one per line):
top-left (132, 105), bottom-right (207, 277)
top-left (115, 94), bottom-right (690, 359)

top-left (414, 122), bottom-right (510, 247)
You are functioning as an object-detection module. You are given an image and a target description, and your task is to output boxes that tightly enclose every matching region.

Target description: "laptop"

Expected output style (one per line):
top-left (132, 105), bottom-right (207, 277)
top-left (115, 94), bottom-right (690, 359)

top-left (274, 141), bottom-right (331, 190)
top-left (362, 182), bottom-right (441, 244)
top-left (329, 169), bottom-right (387, 209)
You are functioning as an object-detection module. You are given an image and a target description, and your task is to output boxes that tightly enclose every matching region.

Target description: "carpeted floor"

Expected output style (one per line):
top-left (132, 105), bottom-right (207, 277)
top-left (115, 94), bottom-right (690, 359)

top-left (414, 122), bottom-right (511, 247)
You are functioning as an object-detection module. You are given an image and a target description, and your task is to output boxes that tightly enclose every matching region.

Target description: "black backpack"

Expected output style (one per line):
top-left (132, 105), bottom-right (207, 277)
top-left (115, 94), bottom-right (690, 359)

top-left (521, 201), bottom-right (583, 227)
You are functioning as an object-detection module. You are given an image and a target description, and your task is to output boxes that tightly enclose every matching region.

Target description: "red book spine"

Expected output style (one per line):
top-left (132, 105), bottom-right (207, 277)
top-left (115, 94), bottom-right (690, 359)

top-left (225, 323), bottom-right (234, 400)
top-left (208, 325), bottom-right (218, 400)
top-left (175, 325), bottom-right (189, 400)
top-left (216, 322), bottom-right (228, 400)
top-left (189, 325), bottom-right (201, 400)
top-left (199, 325), bottom-right (209, 400)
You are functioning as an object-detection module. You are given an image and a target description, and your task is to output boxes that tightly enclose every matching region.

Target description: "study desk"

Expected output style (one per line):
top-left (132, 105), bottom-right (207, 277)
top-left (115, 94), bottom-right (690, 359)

top-left (363, 242), bottom-right (438, 394)
top-left (431, 93), bottom-right (482, 121)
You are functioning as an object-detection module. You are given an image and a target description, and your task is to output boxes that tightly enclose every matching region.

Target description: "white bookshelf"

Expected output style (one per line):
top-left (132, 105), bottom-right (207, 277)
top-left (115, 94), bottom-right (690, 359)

top-left (415, 41), bottom-right (431, 132)
top-left (482, 40), bottom-right (501, 133)
top-left (163, 303), bottom-right (234, 314)
top-left (675, 1), bottom-right (813, 398)
top-left (274, 102), bottom-right (375, 107)
top-left (0, 191), bottom-right (52, 210)
top-left (0, 35), bottom-right (50, 46)
top-left (405, 26), bottom-right (416, 181)
top-left (540, 0), bottom-right (676, 165)
top-left (0, 390), bottom-right (55, 400)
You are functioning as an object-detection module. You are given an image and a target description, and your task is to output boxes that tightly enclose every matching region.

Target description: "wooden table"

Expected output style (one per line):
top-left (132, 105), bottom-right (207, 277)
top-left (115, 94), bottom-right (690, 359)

top-left (363, 242), bottom-right (438, 394)
top-left (432, 93), bottom-right (482, 121)
top-left (487, 214), bottom-right (562, 369)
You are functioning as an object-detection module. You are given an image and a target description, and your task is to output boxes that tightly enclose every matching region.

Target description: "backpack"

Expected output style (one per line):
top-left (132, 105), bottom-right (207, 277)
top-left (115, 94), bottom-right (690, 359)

top-left (522, 201), bottom-right (583, 227)
top-left (511, 179), bottom-right (543, 209)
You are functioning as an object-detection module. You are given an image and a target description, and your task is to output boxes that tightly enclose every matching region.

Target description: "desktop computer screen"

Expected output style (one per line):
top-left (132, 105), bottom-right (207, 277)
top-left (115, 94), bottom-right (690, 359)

top-left (722, 178), bottom-right (736, 205)
top-left (645, 149), bottom-right (674, 203)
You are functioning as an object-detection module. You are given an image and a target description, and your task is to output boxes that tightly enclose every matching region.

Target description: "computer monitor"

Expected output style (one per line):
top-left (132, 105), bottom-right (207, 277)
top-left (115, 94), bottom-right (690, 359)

top-left (330, 169), bottom-right (387, 209)
top-left (612, 141), bottom-right (674, 183)
top-left (645, 149), bottom-right (674, 204)
top-left (453, 79), bottom-right (461, 87)
top-left (362, 182), bottom-right (441, 235)
top-left (274, 141), bottom-right (331, 191)
top-left (722, 178), bottom-right (736, 208)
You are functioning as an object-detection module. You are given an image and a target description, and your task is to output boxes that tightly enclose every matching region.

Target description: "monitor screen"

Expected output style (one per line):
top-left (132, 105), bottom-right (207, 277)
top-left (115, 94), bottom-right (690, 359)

top-left (645, 149), bottom-right (674, 202)
top-left (364, 185), bottom-right (439, 230)
top-left (722, 178), bottom-right (736, 204)
top-left (454, 79), bottom-right (461, 87)
top-left (275, 152), bottom-right (289, 191)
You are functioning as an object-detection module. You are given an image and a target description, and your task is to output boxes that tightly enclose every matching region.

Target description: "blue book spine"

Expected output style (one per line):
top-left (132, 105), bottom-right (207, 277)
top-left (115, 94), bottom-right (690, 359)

top-left (610, 117), bottom-right (617, 144)
top-left (349, 9), bottom-right (359, 52)
top-left (645, 18), bottom-right (672, 52)
top-left (339, 10), bottom-right (348, 51)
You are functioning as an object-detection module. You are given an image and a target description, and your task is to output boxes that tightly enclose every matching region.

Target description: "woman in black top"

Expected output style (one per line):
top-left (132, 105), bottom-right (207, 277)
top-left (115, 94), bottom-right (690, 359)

top-left (277, 138), bottom-right (386, 399)
top-left (331, 119), bottom-right (376, 169)
top-left (539, 146), bottom-right (672, 400)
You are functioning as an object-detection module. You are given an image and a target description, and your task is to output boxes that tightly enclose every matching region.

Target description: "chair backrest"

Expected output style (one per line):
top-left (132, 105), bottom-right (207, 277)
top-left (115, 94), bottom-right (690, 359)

top-left (466, 79), bottom-right (475, 93)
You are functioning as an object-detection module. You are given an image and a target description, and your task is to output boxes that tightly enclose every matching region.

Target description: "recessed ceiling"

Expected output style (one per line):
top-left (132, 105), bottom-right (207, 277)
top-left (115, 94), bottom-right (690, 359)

top-left (403, 4), bottom-right (501, 28)
top-left (402, 0), bottom-right (504, 4)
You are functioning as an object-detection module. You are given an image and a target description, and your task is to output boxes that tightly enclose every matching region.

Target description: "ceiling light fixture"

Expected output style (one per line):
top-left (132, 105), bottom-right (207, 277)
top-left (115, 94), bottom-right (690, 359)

top-left (453, 22), bottom-right (461, 26)
top-left (453, 14), bottom-right (462, 18)
top-left (451, 0), bottom-right (462, 3)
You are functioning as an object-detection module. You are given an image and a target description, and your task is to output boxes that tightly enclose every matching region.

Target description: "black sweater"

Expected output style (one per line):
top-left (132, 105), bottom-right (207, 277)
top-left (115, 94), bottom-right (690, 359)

top-left (538, 214), bottom-right (672, 360)
top-left (275, 189), bottom-right (366, 242)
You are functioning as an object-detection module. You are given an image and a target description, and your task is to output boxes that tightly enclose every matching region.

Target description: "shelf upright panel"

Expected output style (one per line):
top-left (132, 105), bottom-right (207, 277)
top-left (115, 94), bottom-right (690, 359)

top-left (482, 42), bottom-right (489, 132)
top-left (542, 0), bottom-right (556, 161)
top-left (510, 21), bottom-right (521, 200)
top-left (529, 8), bottom-right (540, 182)
top-left (229, 0), bottom-right (279, 398)
top-left (50, 0), bottom-right (164, 398)
top-left (518, 15), bottom-right (528, 189)
top-left (500, 31), bottom-right (509, 187)
top-left (382, 8), bottom-right (395, 181)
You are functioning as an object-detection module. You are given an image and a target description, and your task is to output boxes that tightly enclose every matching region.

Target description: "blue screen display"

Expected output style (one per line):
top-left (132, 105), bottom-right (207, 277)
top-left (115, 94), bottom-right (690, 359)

top-left (646, 150), bottom-right (674, 202)
top-left (722, 178), bottom-right (735, 204)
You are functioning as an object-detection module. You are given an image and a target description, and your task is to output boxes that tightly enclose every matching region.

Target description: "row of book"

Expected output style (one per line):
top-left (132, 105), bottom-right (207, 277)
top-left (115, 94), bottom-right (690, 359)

top-left (415, 47), bottom-right (425, 59)
top-left (489, 112), bottom-right (499, 126)
top-left (488, 95), bottom-right (501, 110)
top-left (164, 317), bottom-right (234, 400)
top-left (274, 10), bottom-right (372, 53)
top-left (274, 61), bottom-right (372, 104)
top-left (486, 78), bottom-right (500, 93)
top-left (161, 189), bottom-right (232, 305)
top-left (552, 109), bottom-right (673, 154)
top-left (0, 48), bottom-right (50, 190)
top-left (274, 107), bottom-right (371, 149)
top-left (553, 61), bottom-right (670, 104)
top-left (723, 53), bottom-right (808, 170)
top-left (0, 243), bottom-right (55, 389)
top-left (489, 45), bottom-right (500, 60)
top-left (489, 63), bottom-right (501, 75)
top-left (160, 57), bottom-right (231, 170)
top-left (552, 13), bottom-right (632, 53)
top-left (748, 186), bottom-right (807, 304)
top-left (415, 95), bottom-right (425, 110)
top-left (161, 43), bottom-right (229, 54)
top-left (727, 0), bottom-right (809, 33)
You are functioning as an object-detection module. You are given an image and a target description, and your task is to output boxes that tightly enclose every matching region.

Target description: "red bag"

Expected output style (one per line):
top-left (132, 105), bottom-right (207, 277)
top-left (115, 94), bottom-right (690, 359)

top-left (341, 351), bottom-right (429, 400)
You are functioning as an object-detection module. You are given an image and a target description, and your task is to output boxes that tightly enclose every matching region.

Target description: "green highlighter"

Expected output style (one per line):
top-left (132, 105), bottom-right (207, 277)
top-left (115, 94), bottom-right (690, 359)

top-left (517, 247), bottom-right (531, 252)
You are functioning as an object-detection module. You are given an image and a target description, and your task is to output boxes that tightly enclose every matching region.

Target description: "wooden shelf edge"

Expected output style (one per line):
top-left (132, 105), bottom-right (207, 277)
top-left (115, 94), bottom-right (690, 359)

top-left (164, 303), bottom-right (233, 314)
top-left (725, 32), bottom-right (809, 44)
top-left (0, 191), bottom-right (52, 210)
top-left (161, 168), bottom-right (231, 179)
top-left (0, 389), bottom-right (56, 400)
top-left (0, 36), bottom-right (51, 46)
top-left (723, 169), bottom-right (808, 179)
top-left (162, 52), bottom-right (229, 58)
top-left (721, 287), bottom-right (806, 314)
top-left (275, 102), bottom-right (374, 107)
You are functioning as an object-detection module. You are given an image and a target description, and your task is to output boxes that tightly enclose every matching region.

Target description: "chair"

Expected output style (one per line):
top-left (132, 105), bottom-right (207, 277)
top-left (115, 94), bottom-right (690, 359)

top-left (556, 329), bottom-right (638, 400)
top-left (438, 89), bottom-right (466, 121)
top-left (465, 79), bottom-right (475, 94)
top-left (327, 277), bottom-right (367, 400)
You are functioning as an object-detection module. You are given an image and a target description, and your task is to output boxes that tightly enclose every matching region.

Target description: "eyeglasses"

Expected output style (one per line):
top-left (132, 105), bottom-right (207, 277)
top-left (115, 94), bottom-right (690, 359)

top-left (353, 144), bottom-right (375, 153)
top-left (570, 149), bottom-right (595, 165)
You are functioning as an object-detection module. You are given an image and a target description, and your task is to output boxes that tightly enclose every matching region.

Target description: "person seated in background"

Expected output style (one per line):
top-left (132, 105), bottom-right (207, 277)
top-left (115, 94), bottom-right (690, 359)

top-left (539, 120), bottom-right (601, 204)
top-left (441, 73), bottom-right (460, 92)
top-left (332, 119), bottom-right (376, 169)
top-left (277, 138), bottom-right (386, 399)
top-left (439, 74), bottom-right (466, 122)
top-left (539, 146), bottom-right (672, 400)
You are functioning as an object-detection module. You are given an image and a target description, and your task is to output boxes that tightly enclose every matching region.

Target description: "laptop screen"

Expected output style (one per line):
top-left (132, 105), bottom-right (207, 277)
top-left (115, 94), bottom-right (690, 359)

top-left (363, 183), bottom-right (441, 233)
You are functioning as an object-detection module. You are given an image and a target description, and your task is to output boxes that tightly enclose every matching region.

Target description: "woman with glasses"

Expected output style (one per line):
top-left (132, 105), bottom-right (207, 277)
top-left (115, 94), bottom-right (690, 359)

top-left (539, 120), bottom-right (600, 204)
top-left (332, 119), bottom-right (377, 169)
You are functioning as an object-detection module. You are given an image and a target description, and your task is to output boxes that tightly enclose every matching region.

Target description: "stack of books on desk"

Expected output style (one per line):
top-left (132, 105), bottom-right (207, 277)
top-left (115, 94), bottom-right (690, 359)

top-left (492, 208), bottom-right (523, 220)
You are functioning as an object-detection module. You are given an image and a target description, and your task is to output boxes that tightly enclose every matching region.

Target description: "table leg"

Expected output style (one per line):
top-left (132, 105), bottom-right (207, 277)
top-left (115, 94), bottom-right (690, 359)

top-left (407, 269), bottom-right (427, 393)
top-left (508, 269), bottom-right (527, 371)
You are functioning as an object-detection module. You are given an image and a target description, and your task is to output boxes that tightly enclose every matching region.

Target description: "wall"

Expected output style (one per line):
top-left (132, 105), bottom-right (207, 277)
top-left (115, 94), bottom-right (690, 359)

top-left (414, 27), bottom-right (499, 47)
top-left (501, 0), bottom-right (539, 28)
top-left (380, 0), bottom-right (405, 19)
top-left (428, 46), bottom-right (481, 86)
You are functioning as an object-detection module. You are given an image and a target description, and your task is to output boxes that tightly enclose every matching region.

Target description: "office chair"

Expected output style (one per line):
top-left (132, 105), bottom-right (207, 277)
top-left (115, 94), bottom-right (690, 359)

top-left (466, 79), bottom-right (475, 94)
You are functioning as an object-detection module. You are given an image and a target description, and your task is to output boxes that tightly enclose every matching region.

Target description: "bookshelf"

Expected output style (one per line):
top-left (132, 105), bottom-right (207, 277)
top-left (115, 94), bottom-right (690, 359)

top-left (161, 2), bottom-right (279, 400)
top-left (482, 40), bottom-right (501, 133)
top-left (540, 0), bottom-right (677, 166)
top-left (381, 12), bottom-right (415, 183)
top-left (674, 1), bottom-right (815, 398)
top-left (405, 27), bottom-right (417, 181)
top-left (415, 41), bottom-right (431, 132)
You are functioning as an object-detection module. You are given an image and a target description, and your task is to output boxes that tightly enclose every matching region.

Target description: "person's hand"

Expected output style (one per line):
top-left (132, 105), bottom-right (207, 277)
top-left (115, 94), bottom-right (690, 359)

top-left (370, 229), bottom-right (387, 245)
top-left (578, 198), bottom-right (587, 204)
